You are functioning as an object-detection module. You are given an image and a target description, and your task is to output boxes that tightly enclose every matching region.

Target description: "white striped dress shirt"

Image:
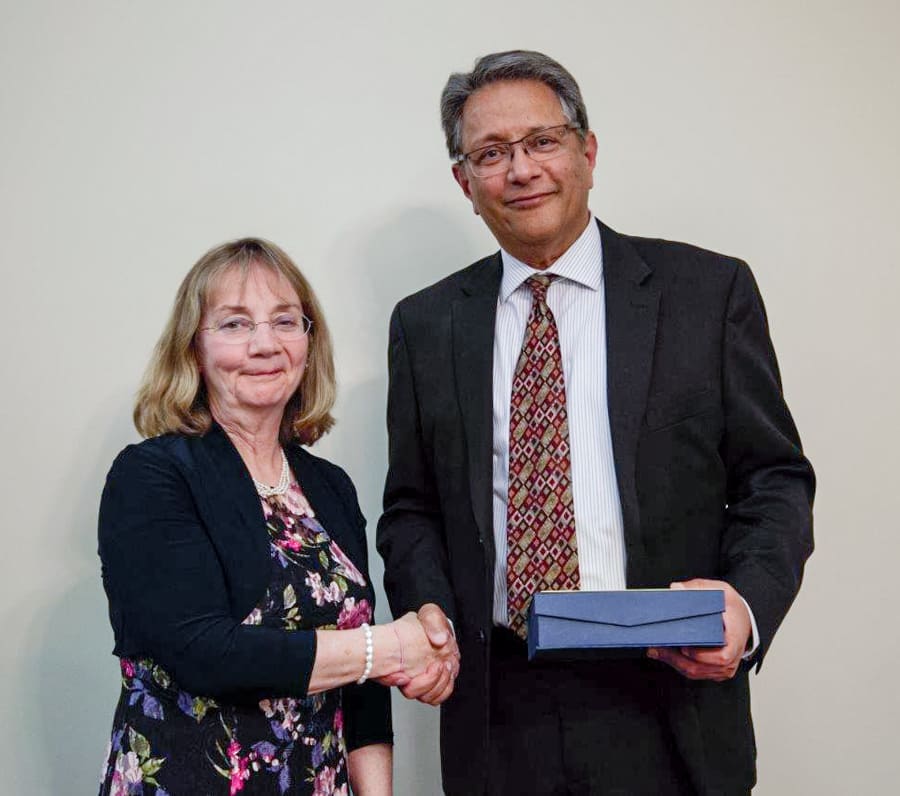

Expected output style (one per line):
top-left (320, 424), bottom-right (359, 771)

top-left (491, 216), bottom-right (626, 626)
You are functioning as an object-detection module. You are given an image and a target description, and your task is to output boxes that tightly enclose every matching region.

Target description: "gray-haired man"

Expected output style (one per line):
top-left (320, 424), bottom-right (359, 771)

top-left (378, 50), bottom-right (813, 795)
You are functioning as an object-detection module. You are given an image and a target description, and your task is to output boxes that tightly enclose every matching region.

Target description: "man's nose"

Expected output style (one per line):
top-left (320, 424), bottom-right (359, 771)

top-left (506, 142), bottom-right (542, 182)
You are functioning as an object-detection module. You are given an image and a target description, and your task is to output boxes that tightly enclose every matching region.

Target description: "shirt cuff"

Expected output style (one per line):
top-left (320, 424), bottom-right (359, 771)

top-left (738, 595), bottom-right (760, 659)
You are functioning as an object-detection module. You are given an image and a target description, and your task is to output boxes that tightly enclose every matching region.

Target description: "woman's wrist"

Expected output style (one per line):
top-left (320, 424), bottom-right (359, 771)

top-left (370, 623), bottom-right (403, 679)
top-left (356, 623), bottom-right (374, 684)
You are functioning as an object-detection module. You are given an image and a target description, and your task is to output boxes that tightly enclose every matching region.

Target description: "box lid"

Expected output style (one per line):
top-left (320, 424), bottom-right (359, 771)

top-left (530, 589), bottom-right (724, 627)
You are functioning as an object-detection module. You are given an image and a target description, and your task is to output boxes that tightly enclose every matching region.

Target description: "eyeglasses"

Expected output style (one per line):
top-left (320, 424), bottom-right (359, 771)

top-left (199, 312), bottom-right (313, 344)
top-left (457, 124), bottom-right (581, 177)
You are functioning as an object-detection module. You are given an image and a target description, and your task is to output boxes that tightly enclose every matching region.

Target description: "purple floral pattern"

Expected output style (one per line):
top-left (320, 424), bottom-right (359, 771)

top-left (99, 481), bottom-right (371, 795)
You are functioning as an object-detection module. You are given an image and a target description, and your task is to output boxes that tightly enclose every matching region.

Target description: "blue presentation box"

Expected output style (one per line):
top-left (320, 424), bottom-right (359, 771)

top-left (526, 589), bottom-right (725, 661)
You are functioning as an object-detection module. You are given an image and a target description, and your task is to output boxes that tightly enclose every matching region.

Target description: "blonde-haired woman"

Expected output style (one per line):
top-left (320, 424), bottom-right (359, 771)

top-left (98, 238), bottom-right (454, 796)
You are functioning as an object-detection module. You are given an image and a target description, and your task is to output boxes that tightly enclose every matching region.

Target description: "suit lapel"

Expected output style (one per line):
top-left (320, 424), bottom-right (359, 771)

top-left (600, 222), bottom-right (660, 578)
top-left (451, 254), bottom-right (502, 568)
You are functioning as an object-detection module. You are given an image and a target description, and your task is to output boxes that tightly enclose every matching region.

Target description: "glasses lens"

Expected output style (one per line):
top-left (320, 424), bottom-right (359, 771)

top-left (269, 314), bottom-right (303, 339)
top-left (468, 144), bottom-right (510, 176)
top-left (270, 313), bottom-right (313, 339)
top-left (216, 317), bottom-right (254, 343)
top-left (523, 126), bottom-right (568, 161)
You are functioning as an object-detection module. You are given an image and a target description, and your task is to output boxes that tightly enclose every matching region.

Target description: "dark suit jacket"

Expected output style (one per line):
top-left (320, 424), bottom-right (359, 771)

top-left (377, 220), bottom-right (814, 793)
top-left (99, 423), bottom-right (392, 752)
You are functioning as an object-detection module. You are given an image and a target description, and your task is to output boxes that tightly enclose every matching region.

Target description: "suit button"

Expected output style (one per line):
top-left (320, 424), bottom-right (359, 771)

top-left (477, 535), bottom-right (485, 545)
top-left (476, 629), bottom-right (486, 643)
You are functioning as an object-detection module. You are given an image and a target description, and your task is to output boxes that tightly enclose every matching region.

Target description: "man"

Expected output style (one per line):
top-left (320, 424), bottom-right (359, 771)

top-left (377, 50), bottom-right (814, 795)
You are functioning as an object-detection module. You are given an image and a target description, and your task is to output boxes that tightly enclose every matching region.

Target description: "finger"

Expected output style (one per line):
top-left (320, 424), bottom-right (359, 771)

top-left (420, 667), bottom-right (453, 705)
top-left (649, 647), bottom-right (736, 681)
top-left (443, 656), bottom-right (461, 680)
top-left (399, 662), bottom-right (444, 699)
top-left (400, 674), bottom-right (440, 700)
top-left (423, 675), bottom-right (456, 706)
top-left (375, 672), bottom-right (410, 687)
top-left (408, 664), bottom-right (449, 702)
top-left (419, 604), bottom-right (449, 646)
top-left (436, 639), bottom-right (461, 665)
top-left (654, 647), bottom-right (705, 672)
top-left (648, 646), bottom-right (695, 668)
top-left (679, 644), bottom-right (740, 666)
top-left (417, 668), bottom-right (452, 705)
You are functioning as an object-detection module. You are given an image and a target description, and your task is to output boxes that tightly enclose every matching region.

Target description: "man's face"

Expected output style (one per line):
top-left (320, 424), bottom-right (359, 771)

top-left (452, 79), bottom-right (597, 268)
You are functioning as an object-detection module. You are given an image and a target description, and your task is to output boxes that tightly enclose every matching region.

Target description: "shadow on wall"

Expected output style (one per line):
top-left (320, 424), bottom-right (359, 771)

top-left (20, 395), bottom-right (136, 794)
top-left (327, 202), bottom-right (483, 486)
top-left (358, 204), bottom-right (482, 306)
top-left (330, 205), bottom-right (482, 795)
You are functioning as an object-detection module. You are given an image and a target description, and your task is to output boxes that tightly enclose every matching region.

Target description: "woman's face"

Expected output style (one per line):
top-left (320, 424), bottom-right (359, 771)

top-left (196, 263), bottom-right (309, 426)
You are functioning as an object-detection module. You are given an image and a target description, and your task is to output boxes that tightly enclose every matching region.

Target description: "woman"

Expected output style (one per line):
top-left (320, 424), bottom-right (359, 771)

top-left (98, 238), bottom-right (447, 795)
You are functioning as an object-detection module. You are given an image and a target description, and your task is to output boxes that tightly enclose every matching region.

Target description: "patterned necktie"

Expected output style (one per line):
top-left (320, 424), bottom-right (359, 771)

top-left (506, 275), bottom-right (580, 639)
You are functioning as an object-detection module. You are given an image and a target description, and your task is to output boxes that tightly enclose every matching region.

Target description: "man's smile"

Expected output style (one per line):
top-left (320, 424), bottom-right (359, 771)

top-left (505, 191), bottom-right (554, 208)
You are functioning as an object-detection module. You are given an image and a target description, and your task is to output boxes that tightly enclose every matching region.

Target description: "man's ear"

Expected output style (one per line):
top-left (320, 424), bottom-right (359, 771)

top-left (583, 130), bottom-right (598, 190)
top-left (452, 162), bottom-right (480, 215)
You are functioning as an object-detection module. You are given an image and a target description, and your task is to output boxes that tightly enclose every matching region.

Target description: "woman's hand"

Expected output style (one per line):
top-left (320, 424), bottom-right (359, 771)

top-left (375, 605), bottom-right (460, 705)
top-left (310, 608), bottom-right (458, 695)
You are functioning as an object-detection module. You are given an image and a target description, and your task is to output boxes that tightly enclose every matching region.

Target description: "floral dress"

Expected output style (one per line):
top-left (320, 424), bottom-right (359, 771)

top-left (99, 481), bottom-right (373, 796)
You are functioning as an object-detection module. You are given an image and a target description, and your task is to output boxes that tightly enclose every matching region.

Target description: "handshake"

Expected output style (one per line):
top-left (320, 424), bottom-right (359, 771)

top-left (373, 603), bottom-right (460, 706)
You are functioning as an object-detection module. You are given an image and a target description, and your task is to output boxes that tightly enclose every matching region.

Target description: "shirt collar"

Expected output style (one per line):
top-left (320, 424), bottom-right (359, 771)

top-left (499, 214), bottom-right (603, 302)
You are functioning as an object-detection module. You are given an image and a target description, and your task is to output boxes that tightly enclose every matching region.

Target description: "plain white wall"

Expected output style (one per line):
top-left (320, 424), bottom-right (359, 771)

top-left (2, 1), bottom-right (898, 792)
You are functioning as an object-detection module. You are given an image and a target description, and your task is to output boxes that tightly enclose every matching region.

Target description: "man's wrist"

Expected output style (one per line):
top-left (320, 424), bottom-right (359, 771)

top-left (738, 595), bottom-right (760, 659)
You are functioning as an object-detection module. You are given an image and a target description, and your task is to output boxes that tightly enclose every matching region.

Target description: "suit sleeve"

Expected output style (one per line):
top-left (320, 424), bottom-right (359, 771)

top-left (99, 444), bottom-right (317, 700)
top-left (719, 261), bottom-right (815, 666)
top-left (376, 305), bottom-right (457, 622)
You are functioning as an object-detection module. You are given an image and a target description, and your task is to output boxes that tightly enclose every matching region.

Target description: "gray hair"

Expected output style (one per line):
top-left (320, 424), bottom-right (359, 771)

top-left (440, 50), bottom-right (590, 160)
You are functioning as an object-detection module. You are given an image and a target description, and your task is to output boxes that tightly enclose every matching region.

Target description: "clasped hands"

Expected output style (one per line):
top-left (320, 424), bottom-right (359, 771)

top-left (375, 603), bottom-right (460, 705)
top-left (646, 578), bottom-right (752, 682)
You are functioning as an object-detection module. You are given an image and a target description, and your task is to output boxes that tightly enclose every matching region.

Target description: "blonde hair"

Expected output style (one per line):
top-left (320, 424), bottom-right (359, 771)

top-left (134, 238), bottom-right (336, 445)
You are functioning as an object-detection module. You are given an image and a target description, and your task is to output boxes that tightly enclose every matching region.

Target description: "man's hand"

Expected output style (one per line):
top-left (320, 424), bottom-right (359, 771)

top-left (646, 579), bottom-right (751, 682)
top-left (399, 603), bottom-right (460, 705)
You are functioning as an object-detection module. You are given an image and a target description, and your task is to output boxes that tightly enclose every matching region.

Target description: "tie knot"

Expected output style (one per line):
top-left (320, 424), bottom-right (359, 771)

top-left (526, 274), bottom-right (554, 305)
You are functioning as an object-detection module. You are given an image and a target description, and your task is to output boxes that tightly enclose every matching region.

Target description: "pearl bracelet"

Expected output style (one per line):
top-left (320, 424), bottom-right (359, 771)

top-left (357, 623), bottom-right (374, 685)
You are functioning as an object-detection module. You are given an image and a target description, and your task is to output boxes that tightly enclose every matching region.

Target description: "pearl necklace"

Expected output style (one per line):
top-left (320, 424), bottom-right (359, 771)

top-left (253, 449), bottom-right (290, 497)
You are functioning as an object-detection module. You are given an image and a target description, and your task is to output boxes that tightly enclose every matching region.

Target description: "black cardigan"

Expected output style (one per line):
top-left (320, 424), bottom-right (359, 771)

top-left (98, 424), bottom-right (392, 751)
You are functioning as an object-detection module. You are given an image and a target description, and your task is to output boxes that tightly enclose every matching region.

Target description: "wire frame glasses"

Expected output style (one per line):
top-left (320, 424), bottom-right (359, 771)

top-left (458, 124), bottom-right (581, 177)
top-left (199, 313), bottom-right (313, 344)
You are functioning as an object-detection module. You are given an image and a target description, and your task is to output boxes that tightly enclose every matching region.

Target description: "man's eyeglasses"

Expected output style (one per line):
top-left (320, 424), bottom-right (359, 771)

top-left (457, 124), bottom-right (582, 177)
top-left (200, 313), bottom-right (313, 344)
